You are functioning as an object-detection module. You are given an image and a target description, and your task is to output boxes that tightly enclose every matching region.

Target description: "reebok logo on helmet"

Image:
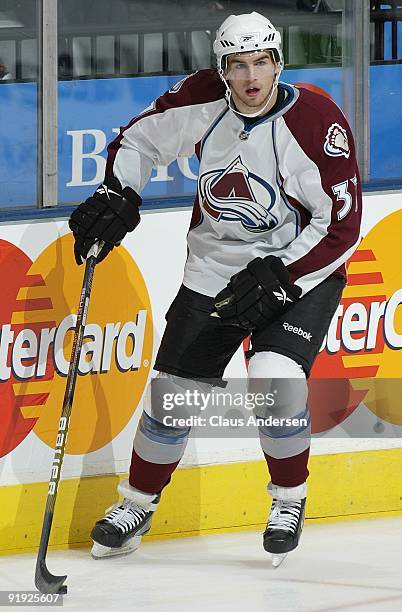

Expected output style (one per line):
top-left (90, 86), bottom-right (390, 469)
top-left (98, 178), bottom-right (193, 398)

top-left (239, 34), bottom-right (258, 44)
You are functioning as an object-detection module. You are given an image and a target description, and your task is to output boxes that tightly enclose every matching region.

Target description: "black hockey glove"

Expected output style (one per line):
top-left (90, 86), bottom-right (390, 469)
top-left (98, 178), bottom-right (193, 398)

top-left (214, 255), bottom-right (302, 330)
top-left (69, 176), bottom-right (141, 265)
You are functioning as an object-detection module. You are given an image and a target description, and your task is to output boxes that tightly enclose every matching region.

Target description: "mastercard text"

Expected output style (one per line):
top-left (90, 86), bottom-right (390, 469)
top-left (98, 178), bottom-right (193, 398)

top-left (0, 310), bottom-right (148, 381)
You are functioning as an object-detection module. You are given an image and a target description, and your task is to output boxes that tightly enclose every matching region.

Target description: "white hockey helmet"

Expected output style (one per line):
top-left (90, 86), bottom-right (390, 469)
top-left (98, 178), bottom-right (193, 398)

top-left (213, 12), bottom-right (283, 73)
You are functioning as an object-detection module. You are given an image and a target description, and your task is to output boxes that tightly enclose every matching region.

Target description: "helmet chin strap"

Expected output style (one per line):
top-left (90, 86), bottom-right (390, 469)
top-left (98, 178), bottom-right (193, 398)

top-left (219, 70), bottom-right (281, 119)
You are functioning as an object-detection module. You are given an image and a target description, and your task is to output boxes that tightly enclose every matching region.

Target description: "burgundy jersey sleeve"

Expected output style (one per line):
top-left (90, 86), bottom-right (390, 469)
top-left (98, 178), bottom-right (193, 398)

top-left (105, 69), bottom-right (226, 193)
top-left (277, 87), bottom-right (362, 296)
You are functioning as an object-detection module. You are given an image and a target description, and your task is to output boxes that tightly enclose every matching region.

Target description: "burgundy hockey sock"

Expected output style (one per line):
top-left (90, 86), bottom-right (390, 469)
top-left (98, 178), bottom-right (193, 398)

top-left (129, 448), bottom-right (180, 494)
top-left (264, 447), bottom-right (310, 487)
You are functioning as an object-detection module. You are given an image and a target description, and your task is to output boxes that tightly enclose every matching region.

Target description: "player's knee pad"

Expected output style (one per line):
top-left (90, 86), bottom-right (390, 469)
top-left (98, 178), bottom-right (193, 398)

top-left (247, 351), bottom-right (308, 419)
top-left (248, 350), bottom-right (305, 379)
top-left (133, 372), bottom-right (194, 464)
top-left (144, 371), bottom-right (214, 422)
top-left (247, 351), bottom-right (310, 457)
top-left (134, 371), bottom-right (218, 463)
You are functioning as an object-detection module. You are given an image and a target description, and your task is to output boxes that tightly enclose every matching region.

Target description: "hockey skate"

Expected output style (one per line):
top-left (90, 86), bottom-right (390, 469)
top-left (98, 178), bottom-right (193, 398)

top-left (91, 479), bottom-right (160, 559)
top-left (263, 482), bottom-right (306, 568)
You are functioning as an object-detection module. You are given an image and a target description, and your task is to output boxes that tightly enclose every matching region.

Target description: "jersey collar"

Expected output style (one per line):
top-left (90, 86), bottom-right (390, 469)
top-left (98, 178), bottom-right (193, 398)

top-left (241, 83), bottom-right (300, 131)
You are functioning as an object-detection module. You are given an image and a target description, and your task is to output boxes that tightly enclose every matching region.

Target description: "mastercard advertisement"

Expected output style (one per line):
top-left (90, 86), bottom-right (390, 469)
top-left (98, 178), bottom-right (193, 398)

top-left (309, 209), bottom-right (402, 433)
top-left (0, 233), bottom-right (153, 460)
top-left (0, 207), bottom-right (401, 476)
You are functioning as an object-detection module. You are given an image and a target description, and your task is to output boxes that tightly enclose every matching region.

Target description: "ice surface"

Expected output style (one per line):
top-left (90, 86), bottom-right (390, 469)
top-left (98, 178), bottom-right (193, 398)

top-left (0, 517), bottom-right (401, 611)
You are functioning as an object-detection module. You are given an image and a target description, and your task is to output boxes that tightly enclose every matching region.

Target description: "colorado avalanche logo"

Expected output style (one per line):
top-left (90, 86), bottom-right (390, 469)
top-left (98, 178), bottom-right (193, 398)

top-left (199, 156), bottom-right (277, 233)
top-left (324, 123), bottom-right (350, 159)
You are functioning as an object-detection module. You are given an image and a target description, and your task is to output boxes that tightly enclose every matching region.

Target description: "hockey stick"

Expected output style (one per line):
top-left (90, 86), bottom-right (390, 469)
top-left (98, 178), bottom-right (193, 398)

top-left (35, 240), bottom-right (104, 595)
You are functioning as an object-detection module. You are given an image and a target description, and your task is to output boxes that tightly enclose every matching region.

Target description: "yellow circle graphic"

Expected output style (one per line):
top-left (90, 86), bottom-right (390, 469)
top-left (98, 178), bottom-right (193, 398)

top-left (344, 210), bottom-right (402, 424)
top-left (23, 234), bottom-right (153, 454)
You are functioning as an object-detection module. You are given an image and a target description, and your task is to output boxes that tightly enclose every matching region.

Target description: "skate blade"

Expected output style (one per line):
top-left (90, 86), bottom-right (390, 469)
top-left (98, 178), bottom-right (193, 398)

top-left (91, 535), bottom-right (142, 559)
top-left (271, 553), bottom-right (287, 568)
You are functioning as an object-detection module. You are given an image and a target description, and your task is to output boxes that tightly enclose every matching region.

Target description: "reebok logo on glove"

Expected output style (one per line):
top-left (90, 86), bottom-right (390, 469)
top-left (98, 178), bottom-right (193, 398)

top-left (283, 322), bottom-right (312, 342)
top-left (273, 287), bottom-right (293, 305)
top-left (96, 184), bottom-right (121, 200)
top-left (214, 255), bottom-right (302, 330)
top-left (69, 176), bottom-right (142, 265)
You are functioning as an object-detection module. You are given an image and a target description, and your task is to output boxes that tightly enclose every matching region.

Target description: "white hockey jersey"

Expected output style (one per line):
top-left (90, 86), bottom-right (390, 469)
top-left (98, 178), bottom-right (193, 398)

top-left (106, 69), bottom-right (362, 297)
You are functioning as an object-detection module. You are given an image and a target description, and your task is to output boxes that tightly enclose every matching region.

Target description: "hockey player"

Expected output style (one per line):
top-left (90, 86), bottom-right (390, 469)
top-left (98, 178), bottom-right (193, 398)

top-left (69, 12), bottom-right (362, 566)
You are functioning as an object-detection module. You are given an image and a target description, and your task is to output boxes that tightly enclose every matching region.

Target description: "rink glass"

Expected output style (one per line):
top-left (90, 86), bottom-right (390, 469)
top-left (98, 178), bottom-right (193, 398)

top-left (0, 1), bottom-right (401, 209)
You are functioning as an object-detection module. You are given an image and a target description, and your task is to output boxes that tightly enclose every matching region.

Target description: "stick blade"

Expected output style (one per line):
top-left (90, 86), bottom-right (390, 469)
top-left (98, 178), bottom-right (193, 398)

top-left (35, 558), bottom-right (67, 594)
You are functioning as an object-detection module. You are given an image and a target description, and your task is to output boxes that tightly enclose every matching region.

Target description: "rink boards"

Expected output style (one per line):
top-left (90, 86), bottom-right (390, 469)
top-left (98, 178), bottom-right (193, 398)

top-left (0, 191), bottom-right (402, 553)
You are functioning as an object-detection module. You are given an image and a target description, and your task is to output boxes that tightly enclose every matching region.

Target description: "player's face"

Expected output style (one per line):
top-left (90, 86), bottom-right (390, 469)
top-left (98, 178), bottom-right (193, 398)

top-left (224, 51), bottom-right (278, 115)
